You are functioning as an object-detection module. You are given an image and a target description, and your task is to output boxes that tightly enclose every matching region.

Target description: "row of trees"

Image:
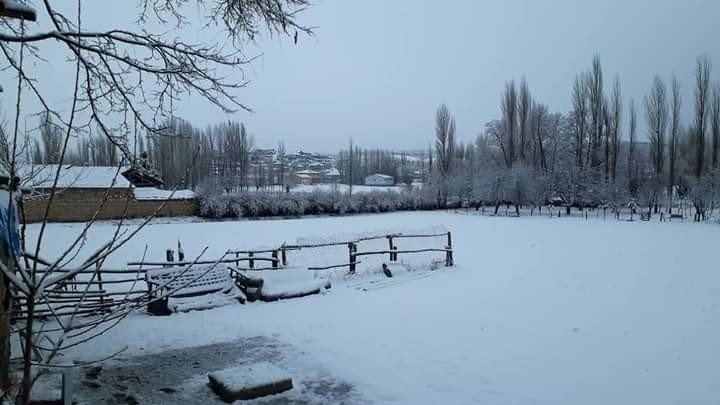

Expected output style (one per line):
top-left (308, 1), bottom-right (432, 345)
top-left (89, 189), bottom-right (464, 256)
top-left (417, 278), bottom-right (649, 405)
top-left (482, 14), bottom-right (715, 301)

top-left (28, 115), bottom-right (295, 193)
top-left (336, 142), bottom-right (423, 187)
top-left (427, 55), bottom-right (720, 221)
top-left (31, 113), bottom-right (120, 166)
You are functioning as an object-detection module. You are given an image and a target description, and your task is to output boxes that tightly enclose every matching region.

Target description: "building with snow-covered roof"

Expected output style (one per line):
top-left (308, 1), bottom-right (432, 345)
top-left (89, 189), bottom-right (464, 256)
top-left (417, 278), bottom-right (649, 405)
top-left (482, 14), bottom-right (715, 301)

top-left (364, 174), bottom-right (394, 186)
top-left (294, 169), bottom-right (321, 185)
top-left (321, 168), bottom-right (341, 183)
top-left (20, 165), bottom-right (197, 222)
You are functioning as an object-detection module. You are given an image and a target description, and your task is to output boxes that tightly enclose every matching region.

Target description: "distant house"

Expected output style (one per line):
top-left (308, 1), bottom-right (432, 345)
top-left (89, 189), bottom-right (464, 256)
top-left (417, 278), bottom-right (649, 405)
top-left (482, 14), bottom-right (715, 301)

top-left (364, 174), bottom-right (394, 186)
top-left (321, 168), bottom-right (341, 183)
top-left (295, 170), bottom-right (321, 185)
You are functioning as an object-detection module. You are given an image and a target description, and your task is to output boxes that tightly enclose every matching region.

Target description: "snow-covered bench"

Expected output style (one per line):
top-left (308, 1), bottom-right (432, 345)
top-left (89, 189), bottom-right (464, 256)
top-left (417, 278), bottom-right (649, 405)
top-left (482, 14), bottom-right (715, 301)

top-left (231, 268), bottom-right (330, 302)
top-left (144, 264), bottom-right (246, 315)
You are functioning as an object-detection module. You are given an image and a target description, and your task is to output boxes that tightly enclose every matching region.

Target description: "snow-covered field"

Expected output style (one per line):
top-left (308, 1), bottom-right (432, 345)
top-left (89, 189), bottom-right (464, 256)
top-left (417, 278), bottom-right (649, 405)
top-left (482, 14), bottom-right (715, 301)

top-left (25, 212), bottom-right (720, 404)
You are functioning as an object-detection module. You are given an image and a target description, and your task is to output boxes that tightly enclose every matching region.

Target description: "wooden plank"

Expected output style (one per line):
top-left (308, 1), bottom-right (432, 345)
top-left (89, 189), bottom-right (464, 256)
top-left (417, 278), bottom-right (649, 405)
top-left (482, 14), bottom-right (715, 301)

top-left (353, 248), bottom-right (451, 257)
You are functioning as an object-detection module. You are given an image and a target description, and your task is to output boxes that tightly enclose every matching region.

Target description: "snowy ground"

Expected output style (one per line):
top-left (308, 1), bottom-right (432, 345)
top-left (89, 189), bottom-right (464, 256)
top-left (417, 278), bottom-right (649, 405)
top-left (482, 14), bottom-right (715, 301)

top-left (24, 212), bottom-right (720, 404)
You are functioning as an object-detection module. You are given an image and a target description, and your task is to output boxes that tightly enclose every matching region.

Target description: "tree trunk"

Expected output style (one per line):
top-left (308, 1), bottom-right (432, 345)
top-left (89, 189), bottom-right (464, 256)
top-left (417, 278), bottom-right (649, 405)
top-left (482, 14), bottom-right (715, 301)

top-left (0, 243), bottom-right (12, 393)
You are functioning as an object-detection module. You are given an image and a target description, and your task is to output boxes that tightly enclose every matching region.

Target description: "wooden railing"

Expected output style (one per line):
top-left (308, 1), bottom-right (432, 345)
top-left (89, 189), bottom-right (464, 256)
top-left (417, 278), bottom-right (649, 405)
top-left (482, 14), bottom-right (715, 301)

top-left (15, 229), bottom-right (454, 320)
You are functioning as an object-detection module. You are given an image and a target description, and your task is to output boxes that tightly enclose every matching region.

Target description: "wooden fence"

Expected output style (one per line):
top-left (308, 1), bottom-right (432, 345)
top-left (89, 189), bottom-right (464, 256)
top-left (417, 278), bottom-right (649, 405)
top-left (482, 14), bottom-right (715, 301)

top-left (13, 230), bottom-right (453, 320)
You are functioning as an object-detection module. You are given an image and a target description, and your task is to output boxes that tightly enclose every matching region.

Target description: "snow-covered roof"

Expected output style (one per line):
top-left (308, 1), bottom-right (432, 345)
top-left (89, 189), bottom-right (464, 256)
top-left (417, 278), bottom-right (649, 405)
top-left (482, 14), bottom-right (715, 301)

top-left (366, 174), bottom-right (393, 180)
top-left (295, 170), bottom-right (320, 175)
top-left (20, 165), bottom-right (131, 189)
top-left (323, 168), bottom-right (340, 176)
top-left (133, 187), bottom-right (196, 201)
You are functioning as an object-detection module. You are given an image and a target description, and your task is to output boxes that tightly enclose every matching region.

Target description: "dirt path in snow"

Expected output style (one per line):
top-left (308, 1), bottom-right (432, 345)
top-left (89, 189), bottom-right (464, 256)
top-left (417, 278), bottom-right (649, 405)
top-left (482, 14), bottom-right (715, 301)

top-left (73, 336), bottom-right (366, 404)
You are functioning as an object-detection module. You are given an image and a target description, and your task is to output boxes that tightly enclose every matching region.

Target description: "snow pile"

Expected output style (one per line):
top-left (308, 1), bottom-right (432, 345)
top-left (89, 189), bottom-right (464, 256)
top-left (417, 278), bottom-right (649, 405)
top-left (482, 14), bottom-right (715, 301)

top-left (208, 362), bottom-right (293, 401)
top-left (244, 269), bottom-right (330, 301)
top-left (133, 187), bottom-right (196, 201)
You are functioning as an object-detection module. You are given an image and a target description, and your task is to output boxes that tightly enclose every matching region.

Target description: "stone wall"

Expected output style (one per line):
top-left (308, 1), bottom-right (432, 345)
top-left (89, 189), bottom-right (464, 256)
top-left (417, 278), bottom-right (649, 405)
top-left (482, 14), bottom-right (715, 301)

top-left (22, 188), bottom-right (197, 223)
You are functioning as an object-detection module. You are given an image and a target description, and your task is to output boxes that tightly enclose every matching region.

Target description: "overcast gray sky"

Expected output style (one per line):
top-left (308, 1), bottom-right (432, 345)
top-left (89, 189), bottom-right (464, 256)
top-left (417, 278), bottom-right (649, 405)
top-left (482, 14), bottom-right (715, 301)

top-left (3, 0), bottom-right (720, 153)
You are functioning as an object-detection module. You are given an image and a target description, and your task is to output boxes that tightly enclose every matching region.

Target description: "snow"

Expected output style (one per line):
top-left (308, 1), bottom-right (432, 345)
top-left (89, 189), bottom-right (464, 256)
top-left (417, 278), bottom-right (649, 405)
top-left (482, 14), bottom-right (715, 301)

top-left (19, 164), bottom-right (131, 189)
top-left (208, 362), bottom-right (291, 394)
top-left (247, 269), bottom-right (330, 300)
top-left (23, 212), bottom-right (720, 404)
top-left (133, 187), bottom-right (196, 200)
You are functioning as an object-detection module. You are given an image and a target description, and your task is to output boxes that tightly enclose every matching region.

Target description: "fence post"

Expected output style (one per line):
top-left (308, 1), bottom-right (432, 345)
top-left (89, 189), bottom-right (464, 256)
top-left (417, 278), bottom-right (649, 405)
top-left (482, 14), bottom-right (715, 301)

top-left (387, 236), bottom-right (396, 262)
top-left (249, 252), bottom-right (255, 269)
top-left (445, 232), bottom-right (454, 267)
top-left (272, 250), bottom-right (279, 269)
top-left (281, 246), bottom-right (287, 266)
top-left (348, 242), bottom-right (356, 273)
top-left (164, 249), bottom-right (174, 268)
top-left (96, 262), bottom-right (104, 307)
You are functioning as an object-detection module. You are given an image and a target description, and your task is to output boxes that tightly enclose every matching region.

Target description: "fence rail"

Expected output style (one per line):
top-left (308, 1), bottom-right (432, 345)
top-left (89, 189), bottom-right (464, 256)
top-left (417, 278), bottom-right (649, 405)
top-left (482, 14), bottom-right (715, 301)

top-left (14, 229), bottom-right (454, 321)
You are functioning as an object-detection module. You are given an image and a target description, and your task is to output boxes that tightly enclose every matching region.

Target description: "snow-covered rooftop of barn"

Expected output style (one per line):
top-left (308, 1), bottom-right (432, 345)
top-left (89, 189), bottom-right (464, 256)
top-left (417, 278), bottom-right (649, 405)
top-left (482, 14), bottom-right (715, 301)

top-left (20, 165), bottom-right (131, 189)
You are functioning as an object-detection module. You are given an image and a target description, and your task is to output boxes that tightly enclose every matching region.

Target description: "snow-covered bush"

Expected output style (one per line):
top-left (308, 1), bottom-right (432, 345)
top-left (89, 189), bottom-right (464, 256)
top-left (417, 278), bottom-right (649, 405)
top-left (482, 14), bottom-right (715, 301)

top-left (197, 189), bottom-right (441, 219)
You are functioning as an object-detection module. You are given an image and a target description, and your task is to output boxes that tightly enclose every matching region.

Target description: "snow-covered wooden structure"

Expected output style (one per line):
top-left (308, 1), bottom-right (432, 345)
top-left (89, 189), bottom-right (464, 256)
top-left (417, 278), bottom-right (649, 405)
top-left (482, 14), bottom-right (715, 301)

top-left (144, 264), bottom-right (245, 315)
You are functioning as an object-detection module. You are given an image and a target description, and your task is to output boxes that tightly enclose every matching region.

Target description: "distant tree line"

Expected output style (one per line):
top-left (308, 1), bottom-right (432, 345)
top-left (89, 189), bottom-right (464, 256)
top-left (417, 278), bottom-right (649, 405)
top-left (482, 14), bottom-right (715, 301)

top-left (29, 116), bottom-right (294, 192)
top-left (425, 55), bottom-right (720, 221)
top-left (30, 112), bottom-right (120, 167)
top-left (337, 142), bottom-right (424, 187)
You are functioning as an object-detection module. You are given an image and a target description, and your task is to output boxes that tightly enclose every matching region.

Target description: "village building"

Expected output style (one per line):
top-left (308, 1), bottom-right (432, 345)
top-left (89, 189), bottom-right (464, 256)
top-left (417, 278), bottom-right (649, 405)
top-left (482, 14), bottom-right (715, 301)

top-left (294, 169), bottom-right (321, 185)
top-left (364, 173), bottom-right (394, 186)
top-left (320, 168), bottom-right (341, 183)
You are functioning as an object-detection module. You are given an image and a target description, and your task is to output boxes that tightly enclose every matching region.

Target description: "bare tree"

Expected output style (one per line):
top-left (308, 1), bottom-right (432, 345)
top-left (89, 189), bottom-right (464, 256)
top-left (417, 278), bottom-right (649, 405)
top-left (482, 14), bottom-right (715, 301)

top-left (668, 75), bottom-right (681, 198)
top-left (572, 73), bottom-right (589, 168)
top-left (435, 104), bottom-right (456, 177)
top-left (693, 55), bottom-right (712, 178)
top-left (38, 114), bottom-right (63, 164)
top-left (531, 102), bottom-right (549, 172)
top-left (0, 1), bottom-right (312, 403)
top-left (347, 138), bottom-right (354, 195)
top-left (588, 55), bottom-right (604, 168)
top-left (609, 76), bottom-right (622, 183)
top-left (435, 104), bottom-right (456, 206)
top-left (277, 141), bottom-right (287, 190)
top-left (645, 76), bottom-right (669, 178)
top-left (628, 99), bottom-right (638, 196)
top-left (518, 77), bottom-right (532, 163)
top-left (501, 81), bottom-right (518, 168)
top-left (711, 83), bottom-right (720, 169)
